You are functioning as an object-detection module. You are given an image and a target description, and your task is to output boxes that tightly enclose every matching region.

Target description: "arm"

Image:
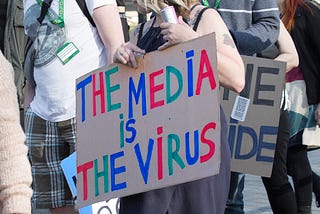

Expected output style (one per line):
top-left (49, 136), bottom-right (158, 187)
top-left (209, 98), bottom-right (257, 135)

top-left (198, 9), bottom-right (245, 93)
top-left (91, 3), bottom-right (125, 65)
top-left (274, 21), bottom-right (299, 72)
top-left (24, 80), bottom-right (35, 109)
top-left (230, 0), bottom-right (280, 55)
top-left (0, 52), bottom-right (32, 214)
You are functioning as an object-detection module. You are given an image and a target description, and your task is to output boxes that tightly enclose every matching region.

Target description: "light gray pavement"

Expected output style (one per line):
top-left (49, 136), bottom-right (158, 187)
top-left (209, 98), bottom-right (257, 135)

top-left (244, 149), bottom-right (320, 214)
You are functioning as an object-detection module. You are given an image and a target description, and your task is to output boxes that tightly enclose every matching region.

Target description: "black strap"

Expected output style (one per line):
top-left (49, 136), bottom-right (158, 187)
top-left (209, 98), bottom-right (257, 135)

top-left (75, 0), bottom-right (96, 27)
top-left (193, 7), bottom-right (210, 31)
top-left (190, 3), bottom-right (201, 13)
top-left (137, 22), bottom-right (145, 44)
top-left (37, 0), bottom-right (54, 24)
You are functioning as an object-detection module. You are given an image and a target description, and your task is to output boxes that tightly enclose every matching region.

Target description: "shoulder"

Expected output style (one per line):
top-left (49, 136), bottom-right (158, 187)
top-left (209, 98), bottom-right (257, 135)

top-left (201, 7), bottom-right (220, 18)
top-left (196, 7), bottom-right (223, 26)
top-left (191, 6), bottom-right (219, 21)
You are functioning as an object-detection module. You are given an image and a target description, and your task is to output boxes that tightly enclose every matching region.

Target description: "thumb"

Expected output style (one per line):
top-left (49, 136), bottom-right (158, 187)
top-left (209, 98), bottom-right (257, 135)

top-left (178, 16), bottom-right (187, 26)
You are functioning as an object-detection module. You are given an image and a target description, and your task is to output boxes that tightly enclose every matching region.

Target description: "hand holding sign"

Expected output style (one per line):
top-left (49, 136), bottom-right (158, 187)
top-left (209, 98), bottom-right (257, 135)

top-left (114, 42), bottom-right (145, 68)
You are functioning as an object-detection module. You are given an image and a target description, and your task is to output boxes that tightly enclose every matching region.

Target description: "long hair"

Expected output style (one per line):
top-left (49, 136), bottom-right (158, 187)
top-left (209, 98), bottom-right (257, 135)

top-left (281, 0), bottom-right (312, 31)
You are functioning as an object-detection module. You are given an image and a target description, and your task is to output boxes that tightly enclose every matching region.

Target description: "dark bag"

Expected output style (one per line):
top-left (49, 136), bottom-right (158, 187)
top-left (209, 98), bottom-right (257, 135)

top-left (75, 0), bottom-right (130, 41)
top-left (24, 0), bottom-right (53, 87)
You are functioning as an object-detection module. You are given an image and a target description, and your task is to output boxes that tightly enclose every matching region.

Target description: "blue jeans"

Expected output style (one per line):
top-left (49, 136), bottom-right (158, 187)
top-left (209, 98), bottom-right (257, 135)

top-left (225, 172), bottom-right (245, 214)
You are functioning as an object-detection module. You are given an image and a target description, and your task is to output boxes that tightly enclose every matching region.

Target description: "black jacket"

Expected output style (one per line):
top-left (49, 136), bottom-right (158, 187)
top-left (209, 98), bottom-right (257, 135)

top-left (291, 1), bottom-right (320, 105)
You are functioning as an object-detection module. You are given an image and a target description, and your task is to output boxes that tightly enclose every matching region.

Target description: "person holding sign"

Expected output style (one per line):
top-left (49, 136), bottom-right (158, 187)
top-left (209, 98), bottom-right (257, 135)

top-left (23, 0), bottom-right (125, 213)
top-left (114, 0), bottom-right (245, 213)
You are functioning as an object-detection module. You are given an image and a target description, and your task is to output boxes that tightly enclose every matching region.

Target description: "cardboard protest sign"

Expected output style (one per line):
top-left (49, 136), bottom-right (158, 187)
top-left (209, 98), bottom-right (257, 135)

top-left (61, 152), bottom-right (120, 214)
top-left (221, 56), bottom-right (286, 177)
top-left (75, 33), bottom-right (221, 208)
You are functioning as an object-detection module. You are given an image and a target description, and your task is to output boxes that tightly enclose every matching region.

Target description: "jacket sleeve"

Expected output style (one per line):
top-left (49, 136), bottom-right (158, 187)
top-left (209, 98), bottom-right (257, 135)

top-left (306, 2), bottom-right (320, 57)
top-left (230, 0), bottom-right (280, 55)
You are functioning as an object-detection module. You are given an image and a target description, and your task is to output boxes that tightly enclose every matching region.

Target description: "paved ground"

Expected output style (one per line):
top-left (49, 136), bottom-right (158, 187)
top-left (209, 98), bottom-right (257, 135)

top-left (244, 149), bottom-right (320, 214)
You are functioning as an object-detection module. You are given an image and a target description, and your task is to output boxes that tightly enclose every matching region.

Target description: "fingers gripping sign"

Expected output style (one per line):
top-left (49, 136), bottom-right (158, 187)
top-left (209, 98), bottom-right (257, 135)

top-left (115, 42), bottom-right (145, 68)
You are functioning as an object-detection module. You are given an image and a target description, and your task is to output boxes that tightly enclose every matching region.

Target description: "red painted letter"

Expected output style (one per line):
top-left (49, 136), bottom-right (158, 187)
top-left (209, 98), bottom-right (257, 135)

top-left (196, 50), bottom-right (216, 95)
top-left (200, 122), bottom-right (216, 163)
top-left (157, 126), bottom-right (163, 180)
top-left (77, 161), bottom-right (94, 200)
top-left (92, 72), bottom-right (106, 116)
top-left (149, 69), bottom-right (164, 109)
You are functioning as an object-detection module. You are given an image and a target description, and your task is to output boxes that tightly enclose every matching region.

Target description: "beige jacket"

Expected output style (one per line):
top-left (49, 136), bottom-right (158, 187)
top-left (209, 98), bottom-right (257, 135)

top-left (0, 51), bottom-right (32, 214)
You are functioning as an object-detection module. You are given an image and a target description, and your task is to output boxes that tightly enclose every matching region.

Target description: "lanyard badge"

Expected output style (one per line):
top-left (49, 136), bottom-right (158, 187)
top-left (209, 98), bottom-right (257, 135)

top-left (56, 42), bottom-right (80, 65)
top-left (37, 0), bottom-right (80, 64)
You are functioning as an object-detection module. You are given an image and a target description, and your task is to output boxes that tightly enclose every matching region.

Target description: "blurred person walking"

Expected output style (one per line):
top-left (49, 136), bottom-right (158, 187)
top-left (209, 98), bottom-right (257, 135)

top-left (278, 0), bottom-right (320, 213)
top-left (258, 20), bottom-right (300, 214)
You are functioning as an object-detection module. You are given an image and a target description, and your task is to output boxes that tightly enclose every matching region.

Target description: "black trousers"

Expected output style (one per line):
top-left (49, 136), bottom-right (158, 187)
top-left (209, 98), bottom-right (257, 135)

top-left (287, 132), bottom-right (313, 213)
top-left (262, 110), bottom-right (297, 214)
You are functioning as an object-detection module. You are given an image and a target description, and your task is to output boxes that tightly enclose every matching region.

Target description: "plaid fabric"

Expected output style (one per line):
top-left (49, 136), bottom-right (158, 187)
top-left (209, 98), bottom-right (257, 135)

top-left (25, 107), bottom-right (76, 209)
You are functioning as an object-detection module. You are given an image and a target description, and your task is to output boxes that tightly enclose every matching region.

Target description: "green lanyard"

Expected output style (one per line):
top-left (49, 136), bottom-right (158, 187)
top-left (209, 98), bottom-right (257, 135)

top-left (36, 0), bottom-right (64, 28)
top-left (201, 0), bottom-right (221, 9)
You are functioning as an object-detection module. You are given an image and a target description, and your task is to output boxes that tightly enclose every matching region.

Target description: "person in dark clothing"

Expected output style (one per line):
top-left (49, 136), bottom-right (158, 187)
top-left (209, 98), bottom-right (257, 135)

top-left (278, 0), bottom-right (320, 213)
top-left (258, 20), bottom-right (300, 214)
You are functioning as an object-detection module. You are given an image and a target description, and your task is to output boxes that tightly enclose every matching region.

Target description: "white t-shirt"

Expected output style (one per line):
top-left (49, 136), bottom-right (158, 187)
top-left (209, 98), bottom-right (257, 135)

top-left (24, 0), bottom-right (116, 122)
